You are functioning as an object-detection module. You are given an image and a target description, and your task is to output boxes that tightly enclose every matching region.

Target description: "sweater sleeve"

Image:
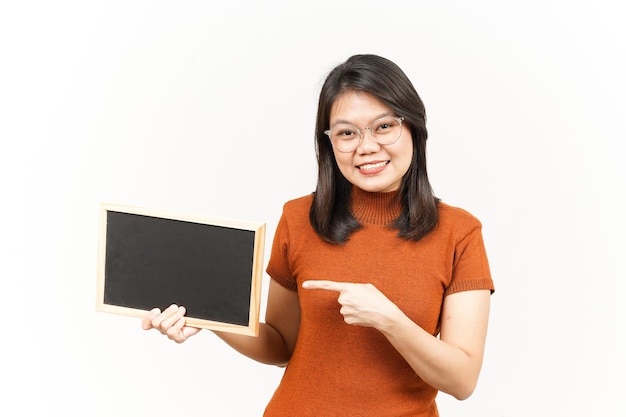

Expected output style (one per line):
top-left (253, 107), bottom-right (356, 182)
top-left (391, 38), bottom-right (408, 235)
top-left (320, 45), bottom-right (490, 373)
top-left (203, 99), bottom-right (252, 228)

top-left (266, 206), bottom-right (298, 291)
top-left (445, 222), bottom-right (495, 296)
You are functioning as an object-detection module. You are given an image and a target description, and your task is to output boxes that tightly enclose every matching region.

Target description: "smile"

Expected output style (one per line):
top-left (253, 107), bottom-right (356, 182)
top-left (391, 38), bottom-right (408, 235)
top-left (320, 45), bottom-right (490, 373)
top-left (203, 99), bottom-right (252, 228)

top-left (357, 161), bottom-right (389, 171)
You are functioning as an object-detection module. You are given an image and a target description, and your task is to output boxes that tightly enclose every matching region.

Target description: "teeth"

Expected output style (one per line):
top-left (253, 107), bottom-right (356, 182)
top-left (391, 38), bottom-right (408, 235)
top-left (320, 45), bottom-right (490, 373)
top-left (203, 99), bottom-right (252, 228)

top-left (358, 161), bottom-right (388, 170)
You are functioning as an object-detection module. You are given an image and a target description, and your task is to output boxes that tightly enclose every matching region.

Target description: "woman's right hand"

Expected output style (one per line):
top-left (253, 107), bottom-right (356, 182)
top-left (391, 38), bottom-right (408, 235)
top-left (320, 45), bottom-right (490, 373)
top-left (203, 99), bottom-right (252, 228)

top-left (141, 304), bottom-right (201, 343)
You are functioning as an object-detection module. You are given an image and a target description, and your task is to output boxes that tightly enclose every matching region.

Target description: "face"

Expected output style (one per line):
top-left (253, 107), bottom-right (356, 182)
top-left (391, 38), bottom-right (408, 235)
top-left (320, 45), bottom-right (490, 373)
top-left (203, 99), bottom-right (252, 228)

top-left (329, 91), bottom-right (413, 193)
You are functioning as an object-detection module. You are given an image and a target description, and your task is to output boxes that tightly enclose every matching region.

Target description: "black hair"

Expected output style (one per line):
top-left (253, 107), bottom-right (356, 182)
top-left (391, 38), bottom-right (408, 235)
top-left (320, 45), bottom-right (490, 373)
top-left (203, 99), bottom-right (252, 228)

top-left (310, 54), bottom-right (439, 244)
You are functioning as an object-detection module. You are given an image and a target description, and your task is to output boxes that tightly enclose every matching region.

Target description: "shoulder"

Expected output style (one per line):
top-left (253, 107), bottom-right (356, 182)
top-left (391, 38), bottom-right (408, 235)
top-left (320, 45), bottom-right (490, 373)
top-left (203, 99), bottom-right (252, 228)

top-left (275, 193), bottom-right (315, 231)
top-left (281, 193), bottom-right (314, 216)
top-left (272, 194), bottom-right (318, 249)
top-left (436, 201), bottom-right (483, 235)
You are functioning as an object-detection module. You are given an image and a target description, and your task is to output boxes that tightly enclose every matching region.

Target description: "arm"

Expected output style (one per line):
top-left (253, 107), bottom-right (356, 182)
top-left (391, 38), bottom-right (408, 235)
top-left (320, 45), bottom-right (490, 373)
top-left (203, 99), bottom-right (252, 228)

top-left (302, 280), bottom-right (490, 400)
top-left (142, 278), bottom-right (301, 367)
top-left (214, 279), bottom-right (301, 366)
top-left (380, 289), bottom-right (491, 400)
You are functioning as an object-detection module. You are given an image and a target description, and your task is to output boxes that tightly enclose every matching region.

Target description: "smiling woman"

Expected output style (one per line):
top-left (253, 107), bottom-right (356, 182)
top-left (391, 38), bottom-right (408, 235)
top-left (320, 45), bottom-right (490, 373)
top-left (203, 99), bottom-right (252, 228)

top-left (327, 91), bottom-right (413, 193)
top-left (142, 54), bottom-right (495, 417)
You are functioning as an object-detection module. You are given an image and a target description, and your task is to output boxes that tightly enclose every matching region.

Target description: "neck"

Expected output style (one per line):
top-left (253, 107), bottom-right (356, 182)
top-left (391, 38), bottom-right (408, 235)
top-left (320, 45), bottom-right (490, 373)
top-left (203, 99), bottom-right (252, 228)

top-left (350, 187), bottom-right (402, 226)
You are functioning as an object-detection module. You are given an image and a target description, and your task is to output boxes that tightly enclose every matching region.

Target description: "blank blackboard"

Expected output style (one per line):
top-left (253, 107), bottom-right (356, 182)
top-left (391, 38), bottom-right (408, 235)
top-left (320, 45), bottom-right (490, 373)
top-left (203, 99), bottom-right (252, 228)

top-left (97, 203), bottom-right (265, 336)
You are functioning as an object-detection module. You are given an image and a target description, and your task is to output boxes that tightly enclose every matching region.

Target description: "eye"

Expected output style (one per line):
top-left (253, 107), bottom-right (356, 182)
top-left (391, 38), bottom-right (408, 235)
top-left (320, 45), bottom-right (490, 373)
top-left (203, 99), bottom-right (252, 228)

top-left (375, 118), bottom-right (399, 134)
top-left (334, 128), bottom-right (357, 139)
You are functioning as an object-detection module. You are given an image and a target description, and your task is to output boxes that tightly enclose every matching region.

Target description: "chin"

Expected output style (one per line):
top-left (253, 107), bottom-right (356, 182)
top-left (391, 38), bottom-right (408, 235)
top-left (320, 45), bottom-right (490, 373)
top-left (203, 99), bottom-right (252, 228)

top-left (355, 182), bottom-right (399, 193)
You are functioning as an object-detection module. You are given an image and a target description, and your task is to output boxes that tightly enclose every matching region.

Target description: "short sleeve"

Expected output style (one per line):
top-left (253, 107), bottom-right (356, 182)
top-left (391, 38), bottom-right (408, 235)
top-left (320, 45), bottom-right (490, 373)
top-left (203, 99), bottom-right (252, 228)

top-left (266, 208), bottom-right (298, 291)
top-left (445, 223), bottom-right (494, 296)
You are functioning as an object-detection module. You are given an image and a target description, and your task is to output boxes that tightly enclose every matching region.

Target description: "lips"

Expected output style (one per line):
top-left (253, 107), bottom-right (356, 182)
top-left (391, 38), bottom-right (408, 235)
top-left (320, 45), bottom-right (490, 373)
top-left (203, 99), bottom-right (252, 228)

top-left (356, 160), bottom-right (389, 172)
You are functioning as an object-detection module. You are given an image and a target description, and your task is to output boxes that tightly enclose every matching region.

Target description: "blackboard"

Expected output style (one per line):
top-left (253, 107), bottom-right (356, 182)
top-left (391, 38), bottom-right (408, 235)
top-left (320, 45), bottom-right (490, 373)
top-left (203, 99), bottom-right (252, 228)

top-left (97, 203), bottom-right (265, 336)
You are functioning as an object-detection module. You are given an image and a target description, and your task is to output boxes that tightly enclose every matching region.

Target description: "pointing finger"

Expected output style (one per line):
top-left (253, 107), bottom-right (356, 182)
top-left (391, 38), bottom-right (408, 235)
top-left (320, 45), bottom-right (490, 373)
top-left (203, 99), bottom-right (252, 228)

top-left (302, 280), bottom-right (348, 292)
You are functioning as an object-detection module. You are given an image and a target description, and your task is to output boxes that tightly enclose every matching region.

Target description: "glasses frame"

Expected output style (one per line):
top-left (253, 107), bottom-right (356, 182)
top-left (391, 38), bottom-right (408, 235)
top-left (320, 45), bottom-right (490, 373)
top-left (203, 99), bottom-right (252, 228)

top-left (324, 116), bottom-right (405, 153)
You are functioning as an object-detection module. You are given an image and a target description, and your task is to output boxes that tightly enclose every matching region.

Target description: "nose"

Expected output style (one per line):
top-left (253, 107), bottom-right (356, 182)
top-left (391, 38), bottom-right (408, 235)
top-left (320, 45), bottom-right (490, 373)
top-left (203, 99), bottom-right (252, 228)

top-left (356, 127), bottom-right (380, 153)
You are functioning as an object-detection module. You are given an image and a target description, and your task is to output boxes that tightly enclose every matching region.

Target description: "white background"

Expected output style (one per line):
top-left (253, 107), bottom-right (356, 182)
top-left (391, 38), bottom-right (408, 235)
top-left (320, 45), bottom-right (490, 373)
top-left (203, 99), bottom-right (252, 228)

top-left (1, 1), bottom-right (624, 416)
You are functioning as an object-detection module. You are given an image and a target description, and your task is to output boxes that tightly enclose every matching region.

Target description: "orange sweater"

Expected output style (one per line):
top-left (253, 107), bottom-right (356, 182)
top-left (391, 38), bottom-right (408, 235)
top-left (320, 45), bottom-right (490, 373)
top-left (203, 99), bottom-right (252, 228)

top-left (265, 188), bottom-right (494, 417)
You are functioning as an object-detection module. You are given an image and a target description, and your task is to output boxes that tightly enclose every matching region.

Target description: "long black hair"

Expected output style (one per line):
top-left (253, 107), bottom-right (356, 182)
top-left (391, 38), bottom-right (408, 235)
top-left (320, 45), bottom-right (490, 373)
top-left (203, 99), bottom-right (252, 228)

top-left (309, 54), bottom-right (439, 244)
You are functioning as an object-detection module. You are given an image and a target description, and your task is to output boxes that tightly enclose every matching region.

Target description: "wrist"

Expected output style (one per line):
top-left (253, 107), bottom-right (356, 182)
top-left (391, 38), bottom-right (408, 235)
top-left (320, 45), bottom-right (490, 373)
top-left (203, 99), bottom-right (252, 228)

top-left (378, 305), bottom-right (412, 336)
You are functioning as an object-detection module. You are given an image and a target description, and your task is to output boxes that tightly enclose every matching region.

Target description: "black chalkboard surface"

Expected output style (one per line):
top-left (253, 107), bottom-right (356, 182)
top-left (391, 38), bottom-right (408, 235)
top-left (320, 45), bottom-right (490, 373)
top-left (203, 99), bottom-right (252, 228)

top-left (97, 203), bottom-right (265, 336)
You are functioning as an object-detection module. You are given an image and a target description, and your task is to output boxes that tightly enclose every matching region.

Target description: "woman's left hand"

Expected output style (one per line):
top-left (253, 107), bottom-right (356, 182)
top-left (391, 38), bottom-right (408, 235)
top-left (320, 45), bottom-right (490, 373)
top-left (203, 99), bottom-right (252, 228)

top-left (302, 280), bottom-right (405, 330)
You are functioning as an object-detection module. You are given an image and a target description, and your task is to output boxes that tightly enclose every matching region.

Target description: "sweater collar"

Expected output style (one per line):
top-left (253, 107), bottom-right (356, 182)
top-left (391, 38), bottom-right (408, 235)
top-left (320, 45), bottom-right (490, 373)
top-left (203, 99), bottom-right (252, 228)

top-left (350, 187), bottom-right (402, 226)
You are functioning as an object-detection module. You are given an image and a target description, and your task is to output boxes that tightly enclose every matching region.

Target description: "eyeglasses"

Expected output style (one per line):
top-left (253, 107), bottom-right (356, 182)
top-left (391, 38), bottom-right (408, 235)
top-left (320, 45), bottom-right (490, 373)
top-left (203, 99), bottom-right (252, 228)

top-left (324, 116), bottom-right (405, 153)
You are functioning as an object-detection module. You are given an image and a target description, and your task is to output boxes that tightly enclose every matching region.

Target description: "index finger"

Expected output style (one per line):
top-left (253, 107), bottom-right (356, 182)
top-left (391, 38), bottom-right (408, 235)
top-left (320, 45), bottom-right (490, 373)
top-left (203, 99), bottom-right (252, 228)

top-left (302, 280), bottom-right (348, 292)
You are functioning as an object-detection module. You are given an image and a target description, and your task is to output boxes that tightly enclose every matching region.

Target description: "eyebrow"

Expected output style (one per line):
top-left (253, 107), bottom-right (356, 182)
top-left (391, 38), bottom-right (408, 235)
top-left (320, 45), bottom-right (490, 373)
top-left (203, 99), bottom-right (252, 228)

top-left (330, 112), bottom-right (393, 128)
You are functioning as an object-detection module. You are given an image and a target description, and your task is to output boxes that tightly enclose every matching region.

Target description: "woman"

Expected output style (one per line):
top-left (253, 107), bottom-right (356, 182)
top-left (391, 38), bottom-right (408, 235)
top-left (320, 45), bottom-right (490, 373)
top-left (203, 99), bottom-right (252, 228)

top-left (142, 54), bottom-right (494, 416)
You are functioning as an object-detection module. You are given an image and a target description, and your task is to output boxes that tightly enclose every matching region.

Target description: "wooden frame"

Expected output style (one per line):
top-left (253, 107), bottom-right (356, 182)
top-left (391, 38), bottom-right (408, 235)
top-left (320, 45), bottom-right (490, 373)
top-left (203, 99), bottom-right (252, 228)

top-left (97, 203), bottom-right (265, 336)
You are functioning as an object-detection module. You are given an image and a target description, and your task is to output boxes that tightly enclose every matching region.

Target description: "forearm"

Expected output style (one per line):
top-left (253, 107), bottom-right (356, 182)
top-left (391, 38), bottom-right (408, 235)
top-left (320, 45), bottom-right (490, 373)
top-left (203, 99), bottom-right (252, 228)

top-left (379, 314), bottom-right (482, 400)
top-left (213, 322), bottom-right (293, 366)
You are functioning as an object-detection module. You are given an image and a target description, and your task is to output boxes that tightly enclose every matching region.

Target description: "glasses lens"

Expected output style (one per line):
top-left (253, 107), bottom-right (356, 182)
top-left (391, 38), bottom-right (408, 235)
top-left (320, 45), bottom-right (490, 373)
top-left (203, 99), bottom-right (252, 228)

top-left (328, 116), bottom-right (403, 152)
top-left (329, 126), bottom-right (360, 152)
top-left (372, 117), bottom-right (403, 145)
